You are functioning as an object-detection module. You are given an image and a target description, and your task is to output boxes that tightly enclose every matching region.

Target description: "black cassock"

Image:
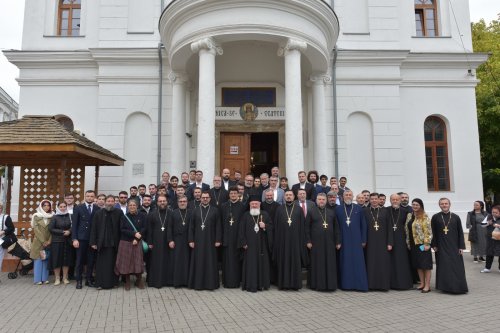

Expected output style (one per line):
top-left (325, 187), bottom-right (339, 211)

top-left (188, 205), bottom-right (221, 290)
top-left (220, 200), bottom-right (246, 288)
top-left (238, 211), bottom-right (273, 292)
top-left (210, 187), bottom-right (229, 209)
top-left (387, 207), bottom-right (413, 290)
top-left (364, 207), bottom-right (393, 290)
top-left (431, 212), bottom-right (468, 294)
top-left (168, 208), bottom-right (192, 287)
top-left (146, 209), bottom-right (174, 288)
top-left (261, 200), bottom-right (280, 283)
top-left (273, 202), bottom-right (308, 290)
top-left (89, 208), bottom-right (122, 289)
top-left (306, 206), bottom-right (341, 291)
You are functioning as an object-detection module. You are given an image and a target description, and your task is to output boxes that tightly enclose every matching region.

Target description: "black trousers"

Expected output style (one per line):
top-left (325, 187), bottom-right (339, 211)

top-left (485, 255), bottom-right (500, 270)
top-left (75, 240), bottom-right (96, 281)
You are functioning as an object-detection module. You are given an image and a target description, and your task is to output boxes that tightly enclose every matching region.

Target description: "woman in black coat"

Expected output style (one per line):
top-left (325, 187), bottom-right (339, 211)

top-left (481, 205), bottom-right (500, 273)
top-left (49, 201), bottom-right (74, 285)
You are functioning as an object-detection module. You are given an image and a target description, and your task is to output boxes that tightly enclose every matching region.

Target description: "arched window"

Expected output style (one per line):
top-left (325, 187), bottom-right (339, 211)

top-left (415, 0), bottom-right (438, 37)
top-left (57, 0), bottom-right (81, 36)
top-left (424, 116), bottom-right (450, 191)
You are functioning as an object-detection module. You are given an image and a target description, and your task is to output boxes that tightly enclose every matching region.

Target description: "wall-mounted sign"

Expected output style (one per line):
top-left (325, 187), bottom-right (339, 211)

top-left (216, 106), bottom-right (285, 121)
top-left (229, 146), bottom-right (239, 155)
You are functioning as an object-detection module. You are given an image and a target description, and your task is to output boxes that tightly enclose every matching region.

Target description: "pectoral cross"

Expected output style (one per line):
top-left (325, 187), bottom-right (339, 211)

top-left (443, 226), bottom-right (449, 235)
top-left (346, 217), bottom-right (351, 226)
top-left (229, 217), bottom-right (234, 226)
top-left (287, 218), bottom-right (292, 226)
top-left (374, 221), bottom-right (379, 231)
top-left (201, 224), bottom-right (205, 231)
top-left (393, 225), bottom-right (397, 231)
top-left (161, 227), bottom-right (165, 232)
top-left (323, 221), bottom-right (328, 229)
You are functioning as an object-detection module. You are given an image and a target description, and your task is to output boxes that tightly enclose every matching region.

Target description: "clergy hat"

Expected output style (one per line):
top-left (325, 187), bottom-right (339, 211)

top-left (248, 195), bottom-right (261, 203)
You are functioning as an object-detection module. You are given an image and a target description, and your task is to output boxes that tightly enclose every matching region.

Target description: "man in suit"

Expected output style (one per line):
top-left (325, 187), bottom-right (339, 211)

top-left (72, 190), bottom-right (100, 289)
top-left (262, 176), bottom-right (284, 204)
top-left (221, 168), bottom-right (237, 191)
top-left (291, 171), bottom-right (315, 201)
top-left (296, 188), bottom-right (315, 218)
top-left (188, 170), bottom-right (210, 200)
top-left (114, 191), bottom-right (128, 214)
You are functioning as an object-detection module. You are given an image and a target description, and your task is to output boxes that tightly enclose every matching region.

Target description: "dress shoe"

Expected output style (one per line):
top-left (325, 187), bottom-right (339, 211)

top-left (85, 280), bottom-right (96, 288)
top-left (76, 281), bottom-right (82, 289)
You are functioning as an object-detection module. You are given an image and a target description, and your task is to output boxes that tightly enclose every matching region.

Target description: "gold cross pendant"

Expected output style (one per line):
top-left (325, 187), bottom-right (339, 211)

top-left (287, 218), bottom-right (292, 226)
top-left (323, 221), bottom-right (328, 229)
top-left (443, 226), bottom-right (449, 235)
top-left (229, 218), bottom-right (234, 226)
top-left (374, 221), bottom-right (379, 231)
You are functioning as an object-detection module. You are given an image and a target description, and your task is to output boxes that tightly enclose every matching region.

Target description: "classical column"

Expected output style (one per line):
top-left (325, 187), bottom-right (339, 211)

top-left (310, 74), bottom-right (331, 176)
top-left (191, 38), bottom-right (223, 178)
top-left (278, 38), bottom-right (307, 179)
top-left (168, 71), bottom-right (188, 177)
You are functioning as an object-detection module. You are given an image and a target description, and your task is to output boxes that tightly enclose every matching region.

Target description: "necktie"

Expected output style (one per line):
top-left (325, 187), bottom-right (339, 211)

top-left (301, 202), bottom-right (306, 217)
top-left (87, 204), bottom-right (92, 214)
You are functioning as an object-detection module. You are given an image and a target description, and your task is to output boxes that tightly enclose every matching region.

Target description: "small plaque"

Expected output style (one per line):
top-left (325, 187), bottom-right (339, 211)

top-left (132, 163), bottom-right (144, 176)
top-left (190, 161), bottom-right (197, 168)
top-left (229, 146), bottom-right (239, 155)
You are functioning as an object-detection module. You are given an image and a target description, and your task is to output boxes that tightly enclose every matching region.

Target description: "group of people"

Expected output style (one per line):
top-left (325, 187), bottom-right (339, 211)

top-left (19, 167), bottom-right (499, 294)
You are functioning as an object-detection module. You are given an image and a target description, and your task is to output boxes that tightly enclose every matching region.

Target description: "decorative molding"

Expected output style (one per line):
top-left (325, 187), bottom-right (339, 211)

top-left (277, 38), bottom-right (307, 57)
top-left (190, 37), bottom-right (223, 55)
top-left (309, 74), bottom-right (332, 85)
top-left (168, 71), bottom-right (189, 84)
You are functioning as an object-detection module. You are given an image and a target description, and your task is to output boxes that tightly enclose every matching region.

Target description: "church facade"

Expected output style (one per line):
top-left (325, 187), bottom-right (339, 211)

top-left (5, 0), bottom-right (487, 218)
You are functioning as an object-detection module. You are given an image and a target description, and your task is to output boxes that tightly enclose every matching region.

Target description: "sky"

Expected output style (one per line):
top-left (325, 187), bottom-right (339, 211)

top-left (0, 0), bottom-right (499, 104)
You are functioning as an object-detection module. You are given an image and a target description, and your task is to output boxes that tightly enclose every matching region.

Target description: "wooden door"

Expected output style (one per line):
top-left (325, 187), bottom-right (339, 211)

top-left (220, 133), bottom-right (251, 177)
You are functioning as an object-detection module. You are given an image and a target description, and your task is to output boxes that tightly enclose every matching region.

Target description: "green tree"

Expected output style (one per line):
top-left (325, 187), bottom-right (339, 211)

top-left (472, 16), bottom-right (500, 202)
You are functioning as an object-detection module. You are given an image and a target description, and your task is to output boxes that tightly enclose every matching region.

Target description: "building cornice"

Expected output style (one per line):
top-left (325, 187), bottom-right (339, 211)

top-left (3, 50), bottom-right (96, 69)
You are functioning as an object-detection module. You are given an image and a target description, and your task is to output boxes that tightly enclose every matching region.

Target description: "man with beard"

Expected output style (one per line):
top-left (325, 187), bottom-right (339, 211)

top-left (210, 175), bottom-right (229, 209)
top-left (222, 168), bottom-right (236, 191)
top-left (188, 187), bottom-right (202, 209)
top-left (431, 198), bottom-right (468, 294)
top-left (262, 176), bottom-right (284, 205)
top-left (90, 195), bottom-right (122, 289)
top-left (115, 191), bottom-right (128, 215)
top-left (273, 190), bottom-right (308, 290)
top-left (188, 191), bottom-right (221, 290)
top-left (170, 185), bottom-right (185, 210)
top-left (148, 184), bottom-right (157, 202)
top-left (260, 173), bottom-right (270, 192)
top-left (335, 190), bottom-right (368, 291)
top-left (129, 186), bottom-right (141, 207)
top-left (146, 194), bottom-right (173, 288)
top-left (220, 186), bottom-right (246, 288)
top-left (306, 193), bottom-right (341, 291)
top-left (387, 193), bottom-right (413, 290)
top-left (238, 196), bottom-right (273, 292)
top-left (399, 192), bottom-right (412, 212)
top-left (139, 194), bottom-right (153, 214)
top-left (326, 191), bottom-right (338, 211)
top-left (364, 192), bottom-right (393, 291)
top-left (261, 189), bottom-right (280, 221)
top-left (168, 196), bottom-right (192, 287)
top-left (96, 194), bottom-right (106, 209)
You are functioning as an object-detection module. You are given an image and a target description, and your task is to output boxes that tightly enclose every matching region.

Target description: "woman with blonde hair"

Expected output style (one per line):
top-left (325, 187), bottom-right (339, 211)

top-left (30, 200), bottom-right (53, 285)
top-left (405, 198), bottom-right (433, 293)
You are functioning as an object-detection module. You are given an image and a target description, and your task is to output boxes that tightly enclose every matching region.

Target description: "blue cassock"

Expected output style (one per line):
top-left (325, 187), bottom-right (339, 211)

top-left (335, 203), bottom-right (368, 291)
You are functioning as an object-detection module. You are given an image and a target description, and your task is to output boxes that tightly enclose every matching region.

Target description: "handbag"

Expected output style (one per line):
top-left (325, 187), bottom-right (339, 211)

top-left (124, 215), bottom-right (149, 253)
top-left (492, 227), bottom-right (500, 241)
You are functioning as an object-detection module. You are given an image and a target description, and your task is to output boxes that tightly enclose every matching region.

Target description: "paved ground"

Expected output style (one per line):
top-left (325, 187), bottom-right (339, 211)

top-left (0, 255), bottom-right (497, 333)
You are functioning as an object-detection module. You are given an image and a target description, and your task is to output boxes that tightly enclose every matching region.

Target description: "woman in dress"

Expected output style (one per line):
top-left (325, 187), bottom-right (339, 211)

top-left (466, 200), bottom-right (488, 263)
top-left (481, 205), bottom-right (500, 273)
top-left (0, 202), bottom-right (17, 275)
top-left (49, 201), bottom-right (74, 285)
top-left (114, 200), bottom-right (146, 290)
top-left (405, 198), bottom-right (433, 293)
top-left (30, 200), bottom-right (53, 285)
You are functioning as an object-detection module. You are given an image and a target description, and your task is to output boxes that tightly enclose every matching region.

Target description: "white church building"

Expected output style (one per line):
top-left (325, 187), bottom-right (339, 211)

top-left (4, 0), bottom-right (487, 218)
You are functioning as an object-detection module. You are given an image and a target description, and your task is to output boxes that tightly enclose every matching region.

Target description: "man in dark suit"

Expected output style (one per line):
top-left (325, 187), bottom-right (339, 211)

top-left (188, 170), bottom-right (210, 200)
top-left (296, 188), bottom-right (315, 218)
top-left (291, 170), bottom-right (315, 200)
top-left (221, 168), bottom-right (237, 191)
top-left (72, 190), bottom-right (100, 289)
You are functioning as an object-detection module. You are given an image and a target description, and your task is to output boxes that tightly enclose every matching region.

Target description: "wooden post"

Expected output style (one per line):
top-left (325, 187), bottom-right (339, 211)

top-left (59, 158), bottom-right (67, 201)
top-left (6, 165), bottom-right (13, 215)
top-left (94, 165), bottom-right (100, 194)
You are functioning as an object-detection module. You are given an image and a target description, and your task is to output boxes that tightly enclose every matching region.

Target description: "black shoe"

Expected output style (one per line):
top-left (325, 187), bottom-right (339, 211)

top-left (76, 281), bottom-right (82, 289)
top-left (479, 257), bottom-right (485, 262)
top-left (85, 280), bottom-right (96, 288)
top-left (421, 289), bottom-right (431, 293)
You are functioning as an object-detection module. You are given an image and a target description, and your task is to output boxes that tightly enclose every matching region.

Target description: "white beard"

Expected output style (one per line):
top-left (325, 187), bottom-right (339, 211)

top-left (250, 208), bottom-right (260, 216)
top-left (344, 200), bottom-right (352, 205)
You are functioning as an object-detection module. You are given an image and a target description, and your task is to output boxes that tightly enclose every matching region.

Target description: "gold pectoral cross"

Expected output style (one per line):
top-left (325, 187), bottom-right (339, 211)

top-left (161, 227), bottom-right (165, 232)
top-left (346, 217), bottom-right (351, 226)
top-left (393, 225), bottom-right (397, 231)
top-left (229, 218), bottom-right (234, 226)
top-left (323, 221), bottom-right (328, 229)
top-left (374, 221), bottom-right (379, 231)
top-left (443, 226), bottom-right (449, 235)
top-left (287, 218), bottom-right (292, 226)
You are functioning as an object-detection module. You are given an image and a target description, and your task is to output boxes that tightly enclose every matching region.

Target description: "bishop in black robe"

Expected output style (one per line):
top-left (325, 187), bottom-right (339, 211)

top-left (188, 193), bottom-right (221, 290)
top-left (238, 200), bottom-right (273, 292)
top-left (168, 198), bottom-right (192, 288)
top-left (387, 194), bottom-right (413, 290)
top-left (220, 195), bottom-right (246, 288)
top-left (273, 190), bottom-right (308, 290)
top-left (90, 201), bottom-right (122, 289)
top-left (306, 195), bottom-right (341, 291)
top-left (431, 200), bottom-right (468, 294)
top-left (364, 199), bottom-right (393, 291)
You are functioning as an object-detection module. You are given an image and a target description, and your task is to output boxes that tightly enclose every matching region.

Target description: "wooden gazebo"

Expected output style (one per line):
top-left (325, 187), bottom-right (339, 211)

top-left (0, 115), bottom-right (125, 227)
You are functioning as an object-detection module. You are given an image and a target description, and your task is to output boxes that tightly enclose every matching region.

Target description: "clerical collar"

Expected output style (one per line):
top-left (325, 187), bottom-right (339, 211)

top-left (441, 211), bottom-right (450, 215)
top-left (230, 200), bottom-right (239, 204)
top-left (285, 202), bottom-right (293, 206)
top-left (370, 206), bottom-right (379, 210)
top-left (201, 204), bottom-right (210, 208)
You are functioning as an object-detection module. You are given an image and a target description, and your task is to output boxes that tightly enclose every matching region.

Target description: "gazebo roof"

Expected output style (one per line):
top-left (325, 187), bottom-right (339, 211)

top-left (0, 115), bottom-right (125, 166)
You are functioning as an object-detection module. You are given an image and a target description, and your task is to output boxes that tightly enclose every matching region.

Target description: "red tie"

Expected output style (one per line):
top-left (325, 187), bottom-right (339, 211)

top-left (301, 202), bottom-right (306, 217)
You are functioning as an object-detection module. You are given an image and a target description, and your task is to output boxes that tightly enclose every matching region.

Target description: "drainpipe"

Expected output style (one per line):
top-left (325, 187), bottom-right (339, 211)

top-left (157, 43), bottom-right (164, 184)
top-left (332, 47), bottom-right (339, 179)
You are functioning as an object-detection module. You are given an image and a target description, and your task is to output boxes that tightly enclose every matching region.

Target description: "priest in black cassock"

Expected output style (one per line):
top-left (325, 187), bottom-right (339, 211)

top-left (273, 190), bottom-right (308, 290)
top-left (146, 194), bottom-right (173, 288)
top-left (238, 196), bottom-right (273, 292)
top-left (364, 193), bottom-right (393, 291)
top-left (387, 194), bottom-right (413, 290)
top-left (261, 189), bottom-right (280, 221)
top-left (431, 198), bottom-right (468, 294)
top-left (188, 191), bottom-right (221, 290)
top-left (210, 176), bottom-right (229, 209)
top-left (335, 190), bottom-right (368, 291)
top-left (220, 187), bottom-right (246, 288)
top-left (168, 195), bottom-right (192, 288)
top-left (306, 193), bottom-right (341, 291)
top-left (90, 195), bottom-right (122, 289)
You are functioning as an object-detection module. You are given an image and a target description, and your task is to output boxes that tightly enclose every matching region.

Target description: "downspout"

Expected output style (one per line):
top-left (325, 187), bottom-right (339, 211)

top-left (157, 42), bottom-right (164, 184)
top-left (332, 47), bottom-right (339, 179)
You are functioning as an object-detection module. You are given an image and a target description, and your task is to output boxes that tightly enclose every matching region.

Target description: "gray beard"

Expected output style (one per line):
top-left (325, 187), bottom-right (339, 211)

top-left (105, 206), bottom-right (113, 211)
top-left (344, 200), bottom-right (352, 205)
top-left (250, 208), bottom-right (260, 216)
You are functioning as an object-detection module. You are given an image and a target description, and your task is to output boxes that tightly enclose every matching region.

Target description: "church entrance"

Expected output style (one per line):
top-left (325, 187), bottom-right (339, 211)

top-left (219, 132), bottom-right (279, 177)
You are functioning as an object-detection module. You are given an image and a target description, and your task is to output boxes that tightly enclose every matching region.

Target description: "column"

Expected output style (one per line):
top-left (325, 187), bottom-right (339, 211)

top-left (168, 71), bottom-right (188, 177)
top-left (191, 37), bottom-right (223, 179)
top-left (310, 74), bottom-right (331, 176)
top-left (278, 38), bottom-right (307, 178)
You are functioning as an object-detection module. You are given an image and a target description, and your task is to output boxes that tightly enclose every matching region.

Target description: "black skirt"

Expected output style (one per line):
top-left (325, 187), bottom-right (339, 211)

top-left (50, 239), bottom-right (74, 269)
top-left (411, 245), bottom-right (433, 270)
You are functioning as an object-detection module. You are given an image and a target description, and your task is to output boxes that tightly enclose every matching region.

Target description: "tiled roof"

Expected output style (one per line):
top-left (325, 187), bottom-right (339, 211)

top-left (0, 115), bottom-right (124, 163)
